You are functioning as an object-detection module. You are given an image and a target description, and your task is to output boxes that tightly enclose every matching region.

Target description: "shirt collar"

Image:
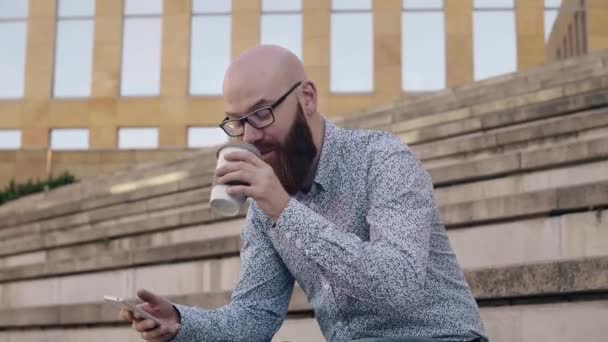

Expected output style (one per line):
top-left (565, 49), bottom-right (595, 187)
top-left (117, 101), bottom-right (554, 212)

top-left (305, 119), bottom-right (339, 193)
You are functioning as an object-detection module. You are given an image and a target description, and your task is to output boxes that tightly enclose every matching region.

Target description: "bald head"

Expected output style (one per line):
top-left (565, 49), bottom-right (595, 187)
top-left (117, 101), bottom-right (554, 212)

top-left (225, 45), bottom-right (306, 93)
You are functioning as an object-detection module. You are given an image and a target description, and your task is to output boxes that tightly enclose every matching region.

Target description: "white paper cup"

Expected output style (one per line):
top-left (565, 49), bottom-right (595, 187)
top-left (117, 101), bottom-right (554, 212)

top-left (210, 143), bottom-right (261, 217)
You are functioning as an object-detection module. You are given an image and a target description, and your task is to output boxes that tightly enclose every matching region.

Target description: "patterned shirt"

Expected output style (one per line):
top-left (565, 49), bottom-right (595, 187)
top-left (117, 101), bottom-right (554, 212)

top-left (172, 120), bottom-right (487, 342)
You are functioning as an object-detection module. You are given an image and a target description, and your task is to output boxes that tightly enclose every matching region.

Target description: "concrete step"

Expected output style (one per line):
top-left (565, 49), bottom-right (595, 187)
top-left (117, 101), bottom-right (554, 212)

top-left (427, 135), bottom-right (608, 186)
top-left (0, 299), bottom-right (607, 342)
top-left (0, 151), bottom-right (216, 229)
top-left (440, 181), bottom-right (608, 227)
top-left (2, 133), bottom-right (606, 258)
top-left (449, 210), bottom-right (608, 269)
top-left (3, 130), bottom-right (606, 257)
top-left (396, 80), bottom-right (608, 145)
top-left (0, 218), bottom-right (243, 269)
top-left (412, 106), bottom-right (608, 162)
top-left (0, 184), bottom-right (212, 242)
top-left (422, 124), bottom-right (608, 170)
top-left (1, 207), bottom-right (605, 292)
top-left (1, 173), bottom-right (606, 263)
top-left (1, 178), bottom-right (606, 284)
top-left (434, 160), bottom-right (608, 206)
top-left (0, 256), bottom-right (606, 333)
top-left (0, 299), bottom-right (606, 342)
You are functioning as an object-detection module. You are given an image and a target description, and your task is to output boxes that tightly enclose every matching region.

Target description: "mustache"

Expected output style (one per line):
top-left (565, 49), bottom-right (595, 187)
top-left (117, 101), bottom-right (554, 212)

top-left (254, 142), bottom-right (281, 155)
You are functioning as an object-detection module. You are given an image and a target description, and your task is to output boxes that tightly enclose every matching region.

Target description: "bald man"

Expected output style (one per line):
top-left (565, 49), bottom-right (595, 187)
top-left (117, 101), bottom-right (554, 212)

top-left (119, 45), bottom-right (487, 342)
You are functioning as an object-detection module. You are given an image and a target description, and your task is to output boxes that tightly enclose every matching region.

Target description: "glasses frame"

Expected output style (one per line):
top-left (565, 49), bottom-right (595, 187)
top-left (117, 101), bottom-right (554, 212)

top-left (219, 81), bottom-right (302, 137)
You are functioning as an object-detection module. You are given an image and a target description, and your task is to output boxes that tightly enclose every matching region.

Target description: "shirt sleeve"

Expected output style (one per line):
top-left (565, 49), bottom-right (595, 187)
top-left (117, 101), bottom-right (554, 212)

top-left (272, 145), bottom-right (437, 309)
top-left (171, 204), bottom-right (295, 342)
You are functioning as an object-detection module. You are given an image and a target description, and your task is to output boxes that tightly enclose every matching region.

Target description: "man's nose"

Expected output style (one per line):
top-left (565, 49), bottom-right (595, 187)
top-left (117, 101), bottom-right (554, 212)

top-left (242, 122), bottom-right (263, 144)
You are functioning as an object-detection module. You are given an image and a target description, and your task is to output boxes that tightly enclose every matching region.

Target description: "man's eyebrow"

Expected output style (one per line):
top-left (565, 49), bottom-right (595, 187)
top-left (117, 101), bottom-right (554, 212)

top-left (225, 98), bottom-right (274, 117)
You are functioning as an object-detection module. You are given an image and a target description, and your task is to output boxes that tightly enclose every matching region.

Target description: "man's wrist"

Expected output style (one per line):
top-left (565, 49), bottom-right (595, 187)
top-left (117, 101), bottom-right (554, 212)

top-left (270, 194), bottom-right (290, 223)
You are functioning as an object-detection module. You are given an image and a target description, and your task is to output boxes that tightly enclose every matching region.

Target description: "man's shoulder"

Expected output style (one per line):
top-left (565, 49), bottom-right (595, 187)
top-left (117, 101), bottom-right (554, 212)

top-left (335, 125), bottom-right (410, 159)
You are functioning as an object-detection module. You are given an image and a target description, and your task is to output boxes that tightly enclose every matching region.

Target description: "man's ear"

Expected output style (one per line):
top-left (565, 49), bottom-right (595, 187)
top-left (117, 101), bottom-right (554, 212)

top-left (300, 80), bottom-right (318, 116)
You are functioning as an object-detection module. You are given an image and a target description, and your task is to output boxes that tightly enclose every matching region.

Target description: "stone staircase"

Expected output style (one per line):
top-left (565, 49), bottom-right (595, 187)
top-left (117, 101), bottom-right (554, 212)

top-left (0, 51), bottom-right (607, 341)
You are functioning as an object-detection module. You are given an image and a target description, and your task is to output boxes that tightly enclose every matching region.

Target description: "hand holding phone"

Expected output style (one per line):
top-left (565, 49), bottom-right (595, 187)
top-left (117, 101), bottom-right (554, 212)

top-left (104, 295), bottom-right (163, 326)
top-left (111, 289), bottom-right (181, 342)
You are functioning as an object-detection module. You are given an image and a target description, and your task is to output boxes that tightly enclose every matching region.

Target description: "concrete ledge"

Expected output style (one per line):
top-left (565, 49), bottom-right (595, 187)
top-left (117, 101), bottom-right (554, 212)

top-left (399, 87), bottom-right (608, 145)
top-left (440, 181), bottom-right (608, 227)
top-left (6, 134), bottom-right (607, 256)
top-left (1, 181), bottom-right (607, 282)
top-left (412, 107), bottom-right (608, 161)
top-left (0, 201), bottom-right (247, 258)
top-left (2, 177), bottom-right (607, 267)
top-left (0, 236), bottom-right (243, 283)
top-left (0, 154), bottom-right (216, 230)
top-left (467, 257), bottom-right (608, 299)
top-left (429, 136), bottom-right (608, 186)
top-left (0, 185), bottom-right (212, 244)
top-left (1, 257), bottom-right (606, 328)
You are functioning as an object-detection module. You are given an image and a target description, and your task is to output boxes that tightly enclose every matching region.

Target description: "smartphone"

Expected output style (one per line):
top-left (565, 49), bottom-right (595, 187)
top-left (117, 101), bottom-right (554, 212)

top-left (104, 295), bottom-right (164, 326)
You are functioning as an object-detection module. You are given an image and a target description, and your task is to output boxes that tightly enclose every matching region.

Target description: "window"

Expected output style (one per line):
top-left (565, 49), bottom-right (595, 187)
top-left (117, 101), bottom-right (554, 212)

top-left (50, 128), bottom-right (89, 150)
top-left (330, 0), bottom-right (373, 93)
top-left (118, 127), bottom-right (158, 149)
top-left (53, 0), bottom-right (95, 98)
top-left (0, 130), bottom-right (21, 150)
top-left (187, 127), bottom-right (228, 148)
top-left (261, 0), bottom-right (302, 60)
top-left (0, 0), bottom-right (28, 99)
top-left (402, 0), bottom-right (446, 91)
top-left (473, 0), bottom-right (516, 81)
top-left (544, 0), bottom-right (560, 41)
top-left (121, 0), bottom-right (163, 96)
top-left (190, 0), bottom-right (231, 96)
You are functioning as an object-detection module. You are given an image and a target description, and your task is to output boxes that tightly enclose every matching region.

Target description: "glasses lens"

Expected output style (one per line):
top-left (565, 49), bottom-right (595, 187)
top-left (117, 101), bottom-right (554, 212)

top-left (249, 108), bottom-right (274, 128)
top-left (222, 120), bottom-right (243, 136)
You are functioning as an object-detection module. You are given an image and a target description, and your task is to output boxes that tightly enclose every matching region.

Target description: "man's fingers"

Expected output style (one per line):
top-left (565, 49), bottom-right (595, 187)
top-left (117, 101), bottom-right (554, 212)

top-left (141, 324), bottom-right (181, 342)
top-left (217, 170), bottom-right (253, 186)
top-left (137, 288), bottom-right (162, 307)
top-left (133, 318), bottom-right (158, 332)
top-left (226, 185), bottom-right (252, 198)
top-left (215, 161), bottom-right (254, 178)
top-left (223, 151), bottom-right (262, 166)
top-left (119, 308), bottom-right (135, 321)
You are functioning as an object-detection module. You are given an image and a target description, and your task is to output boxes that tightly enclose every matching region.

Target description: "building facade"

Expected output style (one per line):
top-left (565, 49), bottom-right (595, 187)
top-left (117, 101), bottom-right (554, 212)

top-left (0, 0), bottom-right (607, 185)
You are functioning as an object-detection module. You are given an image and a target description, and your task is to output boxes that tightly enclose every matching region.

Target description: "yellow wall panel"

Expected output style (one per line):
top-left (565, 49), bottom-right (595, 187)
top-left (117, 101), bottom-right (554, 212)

top-left (516, 0), bottom-right (546, 69)
top-left (445, 0), bottom-right (473, 87)
top-left (89, 126), bottom-right (117, 149)
top-left (159, 125), bottom-right (187, 148)
top-left (587, 0), bottom-right (608, 51)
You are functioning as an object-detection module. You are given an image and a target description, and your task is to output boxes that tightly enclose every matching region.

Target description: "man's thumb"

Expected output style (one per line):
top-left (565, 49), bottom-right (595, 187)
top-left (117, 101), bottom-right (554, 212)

top-left (137, 288), bottom-right (161, 306)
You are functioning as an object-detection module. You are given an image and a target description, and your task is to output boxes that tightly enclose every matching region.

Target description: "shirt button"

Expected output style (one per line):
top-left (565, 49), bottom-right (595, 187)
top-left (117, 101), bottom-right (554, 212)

top-left (295, 238), bottom-right (303, 249)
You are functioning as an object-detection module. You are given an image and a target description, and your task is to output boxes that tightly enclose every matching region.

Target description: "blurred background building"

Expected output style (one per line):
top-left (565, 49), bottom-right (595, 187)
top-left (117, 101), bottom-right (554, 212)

top-left (0, 0), bottom-right (606, 187)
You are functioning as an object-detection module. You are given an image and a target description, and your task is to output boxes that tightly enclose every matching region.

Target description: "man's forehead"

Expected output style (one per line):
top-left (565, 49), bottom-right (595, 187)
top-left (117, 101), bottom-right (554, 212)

top-left (223, 77), bottom-right (280, 115)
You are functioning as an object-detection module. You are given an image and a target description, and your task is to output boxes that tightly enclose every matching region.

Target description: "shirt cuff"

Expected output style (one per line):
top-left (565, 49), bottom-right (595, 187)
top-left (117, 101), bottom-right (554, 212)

top-left (169, 304), bottom-right (204, 342)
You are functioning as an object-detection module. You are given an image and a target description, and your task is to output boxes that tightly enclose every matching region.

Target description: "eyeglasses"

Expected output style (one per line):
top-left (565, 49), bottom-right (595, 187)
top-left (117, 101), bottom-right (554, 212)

top-left (219, 81), bottom-right (302, 137)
